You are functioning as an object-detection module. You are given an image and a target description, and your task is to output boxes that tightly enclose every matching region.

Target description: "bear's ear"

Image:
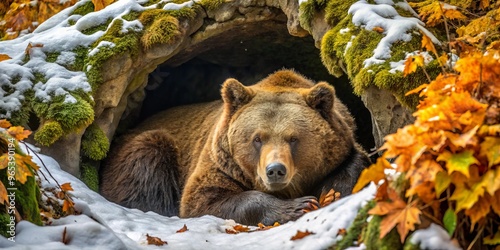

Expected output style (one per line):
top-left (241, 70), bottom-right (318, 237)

top-left (305, 82), bottom-right (335, 119)
top-left (221, 78), bottom-right (254, 115)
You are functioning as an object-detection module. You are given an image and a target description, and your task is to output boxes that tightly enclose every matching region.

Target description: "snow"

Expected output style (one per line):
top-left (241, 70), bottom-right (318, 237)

top-left (0, 0), bottom-right (183, 119)
top-left (347, 0), bottom-right (440, 68)
top-left (0, 150), bottom-right (378, 249)
top-left (388, 51), bottom-right (433, 74)
top-left (410, 224), bottom-right (461, 250)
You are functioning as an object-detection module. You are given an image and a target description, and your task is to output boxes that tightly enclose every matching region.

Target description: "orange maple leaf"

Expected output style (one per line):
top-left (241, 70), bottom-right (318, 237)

top-left (421, 33), bottom-right (438, 56)
top-left (0, 119), bottom-right (12, 128)
top-left (370, 188), bottom-right (421, 242)
top-left (146, 234), bottom-right (167, 246)
top-left (7, 126), bottom-right (32, 141)
top-left (62, 199), bottom-right (75, 214)
top-left (61, 182), bottom-right (74, 192)
top-left (176, 224), bottom-right (188, 233)
top-left (290, 230), bottom-right (315, 241)
top-left (353, 157), bottom-right (390, 193)
top-left (0, 54), bottom-right (11, 62)
top-left (403, 55), bottom-right (424, 76)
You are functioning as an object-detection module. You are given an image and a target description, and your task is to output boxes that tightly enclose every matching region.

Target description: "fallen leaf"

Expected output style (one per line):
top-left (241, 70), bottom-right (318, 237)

top-left (7, 126), bottom-right (32, 141)
top-left (146, 234), bottom-right (167, 246)
top-left (176, 224), bottom-right (188, 233)
top-left (372, 26), bottom-right (384, 33)
top-left (0, 119), bottom-right (12, 128)
top-left (337, 228), bottom-right (347, 236)
top-left (233, 224), bottom-right (249, 233)
top-left (62, 199), bottom-right (75, 214)
top-left (290, 230), bottom-right (315, 241)
top-left (257, 222), bottom-right (280, 231)
top-left (0, 54), bottom-right (11, 62)
top-left (62, 227), bottom-right (69, 244)
top-left (61, 182), bottom-right (74, 192)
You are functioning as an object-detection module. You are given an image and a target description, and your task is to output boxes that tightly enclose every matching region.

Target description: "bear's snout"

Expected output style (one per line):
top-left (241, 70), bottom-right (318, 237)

top-left (266, 162), bottom-right (287, 183)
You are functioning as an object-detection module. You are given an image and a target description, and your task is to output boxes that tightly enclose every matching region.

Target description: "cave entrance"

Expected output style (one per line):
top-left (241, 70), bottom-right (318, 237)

top-left (133, 22), bottom-right (375, 151)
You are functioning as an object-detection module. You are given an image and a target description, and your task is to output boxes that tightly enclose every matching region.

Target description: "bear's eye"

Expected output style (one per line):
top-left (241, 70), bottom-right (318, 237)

top-left (253, 136), bottom-right (262, 144)
top-left (289, 137), bottom-right (298, 143)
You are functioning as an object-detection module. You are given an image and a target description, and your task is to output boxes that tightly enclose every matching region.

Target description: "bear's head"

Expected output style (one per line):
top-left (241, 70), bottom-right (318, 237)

top-left (216, 70), bottom-right (355, 198)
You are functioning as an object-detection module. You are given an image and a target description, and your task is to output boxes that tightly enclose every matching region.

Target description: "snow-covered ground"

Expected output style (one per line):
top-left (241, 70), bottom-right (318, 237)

top-left (0, 150), bottom-right (376, 250)
top-left (0, 149), bottom-right (461, 249)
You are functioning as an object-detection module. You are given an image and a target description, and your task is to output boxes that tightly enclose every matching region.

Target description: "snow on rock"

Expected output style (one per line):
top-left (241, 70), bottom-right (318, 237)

top-left (410, 224), bottom-right (461, 250)
top-left (0, 152), bottom-right (377, 249)
top-left (347, 0), bottom-right (440, 68)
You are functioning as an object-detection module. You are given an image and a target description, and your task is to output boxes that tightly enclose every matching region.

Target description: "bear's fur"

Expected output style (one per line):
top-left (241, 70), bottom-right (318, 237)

top-left (100, 70), bottom-right (371, 225)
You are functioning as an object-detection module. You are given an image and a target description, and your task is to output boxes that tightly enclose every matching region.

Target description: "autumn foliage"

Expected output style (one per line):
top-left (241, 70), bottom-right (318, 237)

top-left (0, 0), bottom-right (115, 40)
top-left (0, 119), bottom-right (77, 231)
top-left (353, 1), bottom-right (500, 248)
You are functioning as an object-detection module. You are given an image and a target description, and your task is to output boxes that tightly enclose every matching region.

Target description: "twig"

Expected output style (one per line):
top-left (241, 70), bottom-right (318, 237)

top-left (21, 141), bottom-right (63, 189)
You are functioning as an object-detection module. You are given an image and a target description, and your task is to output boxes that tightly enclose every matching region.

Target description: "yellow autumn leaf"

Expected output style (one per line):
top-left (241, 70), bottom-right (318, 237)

top-left (437, 150), bottom-right (479, 178)
top-left (480, 137), bottom-right (500, 167)
top-left (352, 157), bottom-right (389, 193)
top-left (421, 33), bottom-right (438, 56)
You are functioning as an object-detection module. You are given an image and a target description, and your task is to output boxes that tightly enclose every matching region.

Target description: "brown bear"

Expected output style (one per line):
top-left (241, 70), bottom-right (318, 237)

top-left (100, 70), bottom-right (371, 225)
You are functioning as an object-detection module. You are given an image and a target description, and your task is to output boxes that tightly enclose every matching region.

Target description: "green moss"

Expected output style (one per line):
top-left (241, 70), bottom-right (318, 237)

top-left (324, 0), bottom-right (358, 27)
top-left (46, 52), bottom-right (61, 63)
top-left (0, 168), bottom-right (42, 238)
top-left (335, 200), bottom-right (376, 249)
top-left (80, 162), bottom-right (99, 192)
top-left (363, 215), bottom-right (403, 250)
top-left (141, 14), bottom-right (181, 49)
top-left (70, 46), bottom-right (88, 71)
top-left (85, 18), bottom-right (141, 88)
top-left (198, 0), bottom-right (224, 11)
top-left (320, 29), bottom-right (344, 77)
top-left (81, 18), bottom-right (113, 35)
top-left (81, 123), bottom-right (110, 161)
top-left (299, 1), bottom-right (316, 32)
top-left (142, 0), bottom-right (162, 6)
top-left (403, 239), bottom-right (421, 250)
top-left (68, 19), bottom-right (76, 26)
top-left (34, 120), bottom-right (64, 146)
top-left (122, 11), bottom-right (141, 21)
top-left (32, 95), bottom-right (94, 134)
top-left (72, 1), bottom-right (95, 16)
top-left (33, 72), bottom-right (47, 84)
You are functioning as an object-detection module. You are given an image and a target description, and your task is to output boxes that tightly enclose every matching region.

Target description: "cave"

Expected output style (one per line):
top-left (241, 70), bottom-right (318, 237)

top-left (131, 24), bottom-right (375, 152)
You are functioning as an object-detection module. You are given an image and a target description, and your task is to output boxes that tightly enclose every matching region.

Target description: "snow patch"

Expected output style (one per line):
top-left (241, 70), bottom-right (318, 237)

top-left (0, 151), bottom-right (378, 249)
top-left (410, 224), bottom-right (461, 250)
top-left (347, 0), bottom-right (440, 68)
top-left (388, 51), bottom-right (433, 74)
top-left (88, 41), bottom-right (116, 57)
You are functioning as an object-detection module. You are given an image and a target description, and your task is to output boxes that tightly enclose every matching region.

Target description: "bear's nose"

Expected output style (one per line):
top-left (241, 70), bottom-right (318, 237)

top-left (266, 163), bottom-right (287, 182)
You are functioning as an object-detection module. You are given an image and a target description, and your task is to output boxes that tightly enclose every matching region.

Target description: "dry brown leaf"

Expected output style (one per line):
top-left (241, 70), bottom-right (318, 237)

top-left (146, 234), bottom-right (167, 246)
top-left (290, 230), bottom-right (315, 241)
top-left (176, 224), bottom-right (188, 233)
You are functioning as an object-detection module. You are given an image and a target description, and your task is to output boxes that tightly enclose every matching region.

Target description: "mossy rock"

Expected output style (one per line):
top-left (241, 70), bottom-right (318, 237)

top-left (334, 200), bottom-right (375, 249)
top-left (0, 135), bottom-right (42, 237)
top-left (311, 0), bottom-right (443, 108)
top-left (81, 123), bottom-right (110, 161)
top-left (363, 215), bottom-right (403, 250)
top-left (80, 162), bottom-right (99, 192)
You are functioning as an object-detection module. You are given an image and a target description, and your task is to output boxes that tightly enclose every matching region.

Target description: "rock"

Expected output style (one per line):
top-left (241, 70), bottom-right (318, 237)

top-left (361, 86), bottom-right (415, 148)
